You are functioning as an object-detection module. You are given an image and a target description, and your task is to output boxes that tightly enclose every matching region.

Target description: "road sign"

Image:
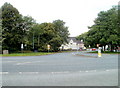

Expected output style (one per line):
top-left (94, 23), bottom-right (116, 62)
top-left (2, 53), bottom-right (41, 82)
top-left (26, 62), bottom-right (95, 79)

top-left (21, 44), bottom-right (24, 49)
top-left (97, 44), bottom-right (100, 47)
top-left (47, 45), bottom-right (50, 50)
top-left (47, 45), bottom-right (50, 52)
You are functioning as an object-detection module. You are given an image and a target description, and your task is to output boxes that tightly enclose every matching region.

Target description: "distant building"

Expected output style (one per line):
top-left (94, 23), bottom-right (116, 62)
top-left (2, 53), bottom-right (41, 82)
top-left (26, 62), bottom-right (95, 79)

top-left (60, 37), bottom-right (84, 50)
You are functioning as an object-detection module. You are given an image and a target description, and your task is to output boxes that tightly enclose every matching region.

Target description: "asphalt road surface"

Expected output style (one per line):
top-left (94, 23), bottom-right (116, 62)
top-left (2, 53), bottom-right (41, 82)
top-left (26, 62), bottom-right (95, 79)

top-left (1, 51), bottom-right (118, 86)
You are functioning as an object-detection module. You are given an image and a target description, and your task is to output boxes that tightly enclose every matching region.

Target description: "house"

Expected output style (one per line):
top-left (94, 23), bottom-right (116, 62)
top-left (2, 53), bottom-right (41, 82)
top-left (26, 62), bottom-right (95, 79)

top-left (60, 37), bottom-right (84, 50)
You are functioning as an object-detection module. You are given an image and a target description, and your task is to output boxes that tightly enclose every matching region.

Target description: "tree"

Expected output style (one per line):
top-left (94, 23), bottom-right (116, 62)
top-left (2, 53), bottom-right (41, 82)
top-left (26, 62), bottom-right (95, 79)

top-left (53, 20), bottom-right (69, 44)
top-left (1, 2), bottom-right (70, 52)
top-left (21, 16), bottom-right (36, 50)
top-left (76, 32), bottom-right (89, 47)
top-left (28, 23), bottom-right (44, 50)
top-left (0, 19), bottom-right (2, 53)
top-left (30, 21), bottom-right (69, 52)
top-left (1, 2), bottom-right (24, 52)
top-left (77, 6), bottom-right (120, 51)
top-left (39, 22), bottom-right (57, 51)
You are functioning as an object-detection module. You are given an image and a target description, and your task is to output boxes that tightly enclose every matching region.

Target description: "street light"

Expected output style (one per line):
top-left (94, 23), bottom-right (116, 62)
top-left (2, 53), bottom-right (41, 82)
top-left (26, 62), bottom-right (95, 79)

top-left (21, 28), bottom-right (25, 53)
top-left (33, 32), bottom-right (34, 51)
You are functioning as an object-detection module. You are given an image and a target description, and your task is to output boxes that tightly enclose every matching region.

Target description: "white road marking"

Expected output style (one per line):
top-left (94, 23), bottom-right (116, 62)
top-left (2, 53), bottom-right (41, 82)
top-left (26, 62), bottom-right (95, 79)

top-left (85, 71), bottom-right (89, 72)
top-left (106, 70), bottom-right (110, 71)
top-left (3, 61), bottom-right (16, 63)
top-left (19, 72), bottom-right (22, 74)
top-left (18, 72), bottom-right (39, 74)
top-left (92, 70), bottom-right (96, 72)
top-left (4, 72), bottom-right (9, 74)
top-left (79, 70), bottom-right (97, 73)
top-left (51, 71), bottom-right (69, 74)
top-left (1, 69), bottom-right (113, 75)
top-left (0, 72), bottom-right (9, 74)
top-left (16, 62), bottom-right (32, 65)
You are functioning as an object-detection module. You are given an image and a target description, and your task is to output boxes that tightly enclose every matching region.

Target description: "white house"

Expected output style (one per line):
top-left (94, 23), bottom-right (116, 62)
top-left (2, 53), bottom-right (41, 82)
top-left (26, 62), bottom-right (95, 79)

top-left (60, 37), bottom-right (84, 50)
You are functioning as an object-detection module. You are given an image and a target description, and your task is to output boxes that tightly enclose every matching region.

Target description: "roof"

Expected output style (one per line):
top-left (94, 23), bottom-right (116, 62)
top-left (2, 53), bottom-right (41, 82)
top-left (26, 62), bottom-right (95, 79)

top-left (67, 37), bottom-right (83, 44)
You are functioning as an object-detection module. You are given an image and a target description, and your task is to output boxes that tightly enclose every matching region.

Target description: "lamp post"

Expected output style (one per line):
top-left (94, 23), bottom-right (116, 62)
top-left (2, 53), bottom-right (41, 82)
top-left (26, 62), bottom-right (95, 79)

top-left (33, 32), bottom-right (34, 51)
top-left (21, 28), bottom-right (25, 53)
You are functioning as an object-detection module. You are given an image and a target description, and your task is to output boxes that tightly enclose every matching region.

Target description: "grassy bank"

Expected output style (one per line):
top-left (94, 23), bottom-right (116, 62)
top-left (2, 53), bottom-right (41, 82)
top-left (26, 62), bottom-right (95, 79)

top-left (1, 50), bottom-right (76, 57)
top-left (1, 52), bottom-right (54, 57)
top-left (88, 51), bottom-right (120, 54)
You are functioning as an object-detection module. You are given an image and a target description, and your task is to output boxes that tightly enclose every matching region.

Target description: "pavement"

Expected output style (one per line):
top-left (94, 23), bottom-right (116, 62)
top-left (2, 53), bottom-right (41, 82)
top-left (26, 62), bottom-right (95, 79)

top-left (1, 51), bottom-right (118, 86)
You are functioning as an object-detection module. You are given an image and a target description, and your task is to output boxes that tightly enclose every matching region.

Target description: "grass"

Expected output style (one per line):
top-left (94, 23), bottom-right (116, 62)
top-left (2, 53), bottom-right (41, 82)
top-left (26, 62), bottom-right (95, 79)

top-left (0, 50), bottom-right (79, 57)
top-left (88, 51), bottom-right (120, 54)
top-left (0, 50), bottom-right (77, 57)
top-left (1, 52), bottom-right (54, 57)
top-left (2, 50), bottom-right (119, 57)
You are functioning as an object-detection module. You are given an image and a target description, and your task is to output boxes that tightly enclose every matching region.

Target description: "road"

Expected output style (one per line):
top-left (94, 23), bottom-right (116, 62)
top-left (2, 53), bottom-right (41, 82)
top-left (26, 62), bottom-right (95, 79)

top-left (1, 51), bottom-right (118, 86)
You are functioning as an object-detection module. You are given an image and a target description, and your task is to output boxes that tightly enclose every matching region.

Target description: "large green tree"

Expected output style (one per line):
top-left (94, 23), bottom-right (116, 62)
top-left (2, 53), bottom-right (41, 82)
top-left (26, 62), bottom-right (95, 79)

top-left (1, 2), bottom-right (70, 52)
top-left (1, 2), bottom-right (24, 52)
top-left (53, 20), bottom-right (69, 44)
top-left (21, 16), bottom-right (36, 50)
top-left (76, 32), bottom-right (88, 46)
top-left (77, 6), bottom-right (120, 51)
top-left (38, 22), bottom-right (61, 51)
top-left (28, 23), bottom-right (44, 51)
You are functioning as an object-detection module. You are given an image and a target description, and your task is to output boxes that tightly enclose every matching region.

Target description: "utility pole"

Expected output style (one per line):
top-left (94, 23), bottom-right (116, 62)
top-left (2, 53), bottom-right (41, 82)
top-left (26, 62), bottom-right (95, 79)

top-left (33, 33), bottom-right (34, 51)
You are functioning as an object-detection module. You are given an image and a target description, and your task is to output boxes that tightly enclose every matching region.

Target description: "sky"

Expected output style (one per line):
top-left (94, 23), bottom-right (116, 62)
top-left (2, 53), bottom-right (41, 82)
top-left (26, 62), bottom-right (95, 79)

top-left (0, 0), bottom-right (119, 37)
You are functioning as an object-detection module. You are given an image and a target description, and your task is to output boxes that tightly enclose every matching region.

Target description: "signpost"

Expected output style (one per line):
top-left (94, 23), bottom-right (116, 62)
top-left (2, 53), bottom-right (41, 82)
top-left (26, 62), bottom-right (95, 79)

top-left (21, 44), bottom-right (24, 53)
top-left (47, 44), bottom-right (50, 52)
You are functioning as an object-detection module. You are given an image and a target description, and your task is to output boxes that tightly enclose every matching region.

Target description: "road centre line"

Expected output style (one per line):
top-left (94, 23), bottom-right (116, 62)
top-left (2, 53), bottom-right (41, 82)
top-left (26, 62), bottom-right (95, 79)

top-left (106, 70), bottom-right (110, 71)
top-left (15, 61), bottom-right (44, 65)
top-left (16, 62), bottom-right (32, 65)
top-left (1, 69), bottom-right (112, 75)
top-left (0, 72), bottom-right (9, 74)
top-left (19, 72), bottom-right (39, 74)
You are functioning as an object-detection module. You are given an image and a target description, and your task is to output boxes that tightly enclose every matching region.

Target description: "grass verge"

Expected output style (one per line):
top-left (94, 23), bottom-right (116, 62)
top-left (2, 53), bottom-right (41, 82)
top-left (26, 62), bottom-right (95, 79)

top-left (0, 50), bottom-right (76, 57)
top-left (1, 52), bottom-right (54, 57)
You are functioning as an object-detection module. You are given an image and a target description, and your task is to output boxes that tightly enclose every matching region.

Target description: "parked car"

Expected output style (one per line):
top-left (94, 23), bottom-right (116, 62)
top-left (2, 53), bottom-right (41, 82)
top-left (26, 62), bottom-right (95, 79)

top-left (92, 48), bottom-right (98, 51)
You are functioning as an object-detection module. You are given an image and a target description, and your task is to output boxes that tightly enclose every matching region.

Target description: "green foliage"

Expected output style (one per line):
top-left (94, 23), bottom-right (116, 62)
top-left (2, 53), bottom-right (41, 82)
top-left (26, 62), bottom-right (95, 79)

top-left (77, 6), bottom-right (120, 50)
top-left (53, 19), bottom-right (70, 44)
top-left (76, 32), bottom-right (88, 46)
top-left (1, 2), bottom-right (69, 52)
top-left (1, 2), bottom-right (24, 52)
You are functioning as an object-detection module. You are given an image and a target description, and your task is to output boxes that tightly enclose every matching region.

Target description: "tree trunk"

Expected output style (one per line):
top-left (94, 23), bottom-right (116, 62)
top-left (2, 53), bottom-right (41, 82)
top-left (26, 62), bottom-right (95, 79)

top-left (104, 45), bottom-right (106, 51)
top-left (111, 44), bottom-right (114, 52)
top-left (108, 44), bottom-right (111, 51)
top-left (38, 35), bottom-right (40, 46)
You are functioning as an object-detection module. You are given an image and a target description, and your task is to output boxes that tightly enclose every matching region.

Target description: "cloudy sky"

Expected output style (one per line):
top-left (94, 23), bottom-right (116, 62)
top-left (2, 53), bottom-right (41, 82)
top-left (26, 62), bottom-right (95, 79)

top-left (0, 0), bottom-right (119, 37)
